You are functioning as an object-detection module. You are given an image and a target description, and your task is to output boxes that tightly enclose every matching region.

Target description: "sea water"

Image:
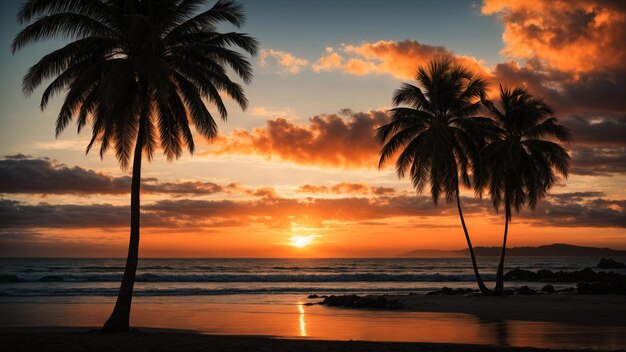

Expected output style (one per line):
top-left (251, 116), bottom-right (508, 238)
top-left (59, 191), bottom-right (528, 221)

top-left (1, 257), bottom-right (625, 350)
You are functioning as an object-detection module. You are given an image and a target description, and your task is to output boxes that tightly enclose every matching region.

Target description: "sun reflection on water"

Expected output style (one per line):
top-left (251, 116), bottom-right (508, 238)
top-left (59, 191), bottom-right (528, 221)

top-left (298, 303), bottom-right (306, 337)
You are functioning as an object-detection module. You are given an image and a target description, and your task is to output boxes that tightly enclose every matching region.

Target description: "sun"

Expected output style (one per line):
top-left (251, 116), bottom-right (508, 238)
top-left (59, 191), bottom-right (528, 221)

top-left (290, 235), bottom-right (314, 248)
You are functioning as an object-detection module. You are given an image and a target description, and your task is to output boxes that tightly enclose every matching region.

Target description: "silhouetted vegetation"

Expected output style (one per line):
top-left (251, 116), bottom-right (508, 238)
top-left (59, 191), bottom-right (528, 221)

top-left (13, 0), bottom-right (257, 332)
top-left (377, 57), bottom-right (493, 294)
top-left (481, 86), bottom-right (571, 294)
top-left (378, 58), bottom-right (572, 295)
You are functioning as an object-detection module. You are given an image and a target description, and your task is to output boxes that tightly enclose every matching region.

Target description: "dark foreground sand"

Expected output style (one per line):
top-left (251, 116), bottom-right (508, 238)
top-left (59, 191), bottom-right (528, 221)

top-left (382, 294), bottom-right (626, 326)
top-left (0, 328), bottom-right (592, 352)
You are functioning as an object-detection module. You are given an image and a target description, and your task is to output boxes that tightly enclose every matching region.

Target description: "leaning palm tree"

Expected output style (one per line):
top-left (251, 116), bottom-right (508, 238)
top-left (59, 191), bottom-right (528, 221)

top-left (481, 85), bottom-right (571, 295)
top-left (377, 57), bottom-right (492, 294)
top-left (13, 0), bottom-right (258, 332)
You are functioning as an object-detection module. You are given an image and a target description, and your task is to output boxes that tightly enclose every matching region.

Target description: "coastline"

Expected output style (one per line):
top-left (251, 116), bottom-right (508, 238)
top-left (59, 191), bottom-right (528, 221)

top-left (0, 327), bottom-right (594, 352)
top-left (3, 294), bottom-right (626, 350)
top-left (318, 293), bottom-right (626, 326)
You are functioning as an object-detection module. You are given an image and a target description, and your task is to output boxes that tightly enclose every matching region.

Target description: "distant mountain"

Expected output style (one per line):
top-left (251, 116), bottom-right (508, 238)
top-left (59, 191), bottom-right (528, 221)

top-left (399, 243), bottom-right (626, 258)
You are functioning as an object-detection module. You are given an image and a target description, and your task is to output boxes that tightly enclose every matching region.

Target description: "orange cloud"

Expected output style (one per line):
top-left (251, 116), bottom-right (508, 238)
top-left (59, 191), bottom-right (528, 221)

top-left (207, 110), bottom-right (388, 169)
top-left (258, 48), bottom-right (309, 74)
top-left (312, 47), bottom-right (343, 72)
top-left (482, 0), bottom-right (626, 73)
top-left (314, 40), bottom-right (491, 79)
top-left (298, 182), bottom-right (396, 195)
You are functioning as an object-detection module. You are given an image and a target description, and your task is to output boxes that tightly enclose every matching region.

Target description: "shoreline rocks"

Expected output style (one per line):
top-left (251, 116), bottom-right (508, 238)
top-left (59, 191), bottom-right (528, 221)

top-left (504, 267), bottom-right (626, 294)
top-left (320, 294), bottom-right (404, 309)
top-left (425, 287), bottom-right (477, 295)
top-left (597, 258), bottom-right (626, 269)
top-left (504, 267), bottom-right (625, 283)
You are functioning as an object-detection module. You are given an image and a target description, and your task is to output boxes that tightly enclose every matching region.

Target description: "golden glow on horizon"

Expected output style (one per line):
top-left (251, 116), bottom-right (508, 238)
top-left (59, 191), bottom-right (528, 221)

top-left (290, 235), bottom-right (314, 248)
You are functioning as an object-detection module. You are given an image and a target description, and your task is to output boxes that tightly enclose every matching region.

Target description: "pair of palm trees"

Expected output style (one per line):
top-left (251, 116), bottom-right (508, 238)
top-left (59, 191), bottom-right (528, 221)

top-left (377, 58), bottom-right (571, 295)
top-left (14, 0), bottom-right (570, 333)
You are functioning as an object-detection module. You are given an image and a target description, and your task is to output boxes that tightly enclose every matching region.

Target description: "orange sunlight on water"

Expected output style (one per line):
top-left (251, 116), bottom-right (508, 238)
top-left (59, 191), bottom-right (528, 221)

top-left (4, 300), bottom-right (625, 350)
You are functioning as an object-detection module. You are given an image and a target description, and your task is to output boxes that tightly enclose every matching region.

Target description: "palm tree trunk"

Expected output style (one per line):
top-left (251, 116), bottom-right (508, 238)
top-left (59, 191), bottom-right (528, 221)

top-left (494, 203), bottom-right (510, 295)
top-left (102, 129), bottom-right (144, 333)
top-left (455, 188), bottom-right (491, 294)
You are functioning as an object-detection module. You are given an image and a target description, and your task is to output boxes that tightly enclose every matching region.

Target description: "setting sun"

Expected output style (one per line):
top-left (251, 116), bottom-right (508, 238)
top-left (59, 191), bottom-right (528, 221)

top-left (290, 235), bottom-right (314, 248)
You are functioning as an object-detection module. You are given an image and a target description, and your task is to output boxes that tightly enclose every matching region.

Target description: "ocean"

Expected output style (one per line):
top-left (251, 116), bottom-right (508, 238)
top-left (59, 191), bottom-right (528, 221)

top-left (1, 257), bottom-right (624, 300)
top-left (2, 257), bottom-right (625, 350)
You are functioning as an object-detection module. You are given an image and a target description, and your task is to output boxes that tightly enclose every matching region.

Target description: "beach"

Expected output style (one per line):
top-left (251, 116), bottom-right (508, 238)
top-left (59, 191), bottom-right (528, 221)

top-left (375, 293), bottom-right (626, 326)
top-left (0, 328), bottom-right (597, 352)
top-left (2, 294), bottom-right (626, 351)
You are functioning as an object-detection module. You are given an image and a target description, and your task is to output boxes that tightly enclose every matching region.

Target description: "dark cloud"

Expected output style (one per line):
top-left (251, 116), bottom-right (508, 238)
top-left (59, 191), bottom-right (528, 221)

top-left (0, 156), bottom-right (227, 196)
top-left (521, 198), bottom-right (626, 228)
top-left (493, 61), bottom-right (626, 116)
top-left (0, 199), bottom-right (165, 229)
top-left (0, 157), bottom-right (129, 195)
top-left (4, 187), bottom-right (622, 232)
top-left (570, 146), bottom-right (626, 176)
top-left (0, 195), bottom-right (476, 231)
top-left (142, 194), bottom-right (481, 229)
top-left (565, 116), bottom-right (626, 147)
top-left (548, 192), bottom-right (605, 202)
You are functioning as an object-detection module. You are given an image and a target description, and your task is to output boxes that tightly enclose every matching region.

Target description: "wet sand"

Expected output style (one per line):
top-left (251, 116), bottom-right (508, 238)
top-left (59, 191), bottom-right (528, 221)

top-left (383, 294), bottom-right (626, 326)
top-left (0, 327), bottom-right (589, 352)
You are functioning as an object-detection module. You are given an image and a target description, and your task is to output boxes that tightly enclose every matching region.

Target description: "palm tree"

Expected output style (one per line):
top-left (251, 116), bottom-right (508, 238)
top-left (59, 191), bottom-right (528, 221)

top-left (376, 57), bottom-right (492, 294)
top-left (13, 0), bottom-right (258, 332)
top-left (481, 86), bottom-right (571, 295)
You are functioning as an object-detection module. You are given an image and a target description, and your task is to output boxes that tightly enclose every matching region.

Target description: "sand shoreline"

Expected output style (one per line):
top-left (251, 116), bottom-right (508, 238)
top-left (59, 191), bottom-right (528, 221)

top-left (3, 295), bottom-right (625, 351)
top-left (0, 327), bottom-right (600, 352)
top-left (318, 293), bottom-right (626, 326)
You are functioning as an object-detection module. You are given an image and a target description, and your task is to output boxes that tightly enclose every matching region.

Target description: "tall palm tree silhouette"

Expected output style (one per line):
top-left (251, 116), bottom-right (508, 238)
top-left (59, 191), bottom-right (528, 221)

top-left (13, 0), bottom-right (258, 332)
top-left (377, 57), bottom-right (492, 294)
top-left (481, 86), bottom-right (571, 295)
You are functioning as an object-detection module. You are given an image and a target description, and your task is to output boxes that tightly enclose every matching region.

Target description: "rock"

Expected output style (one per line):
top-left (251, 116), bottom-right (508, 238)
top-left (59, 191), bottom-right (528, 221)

top-left (597, 258), bottom-right (626, 269)
top-left (321, 294), bottom-right (404, 309)
top-left (577, 282), bottom-right (611, 294)
top-left (515, 286), bottom-right (537, 295)
top-left (503, 289), bottom-right (516, 295)
top-left (505, 267), bottom-right (626, 295)
top-left (426, 287), bottom-right (477, 295)
top-left (541, 284), bottom-right (556, 293)
top-left (577, 280), bottom-right (626, 294)
top-left (307, 294), bottom-right (319, 298)
top-left (505, 267), bottom-right (626, 283)
top-left (303, 302), bottom-right (315, 306)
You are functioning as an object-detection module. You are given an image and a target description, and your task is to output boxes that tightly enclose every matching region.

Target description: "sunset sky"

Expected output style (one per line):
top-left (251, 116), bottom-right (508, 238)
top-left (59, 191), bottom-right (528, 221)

top-left (0, 0), bottom-right (624, 257)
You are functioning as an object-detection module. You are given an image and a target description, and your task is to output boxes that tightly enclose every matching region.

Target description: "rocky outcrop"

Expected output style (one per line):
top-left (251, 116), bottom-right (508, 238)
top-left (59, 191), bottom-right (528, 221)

top-left (320, 294), bottom-right (404, 309)
top-left (504, 267), bottom-right (624, 283)
top-left (505, 267), bottom-right (626, 294)
top-left (425, 287), bottom-right (477, 295)
top-left (597, 258), bottom-right (626, 269)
